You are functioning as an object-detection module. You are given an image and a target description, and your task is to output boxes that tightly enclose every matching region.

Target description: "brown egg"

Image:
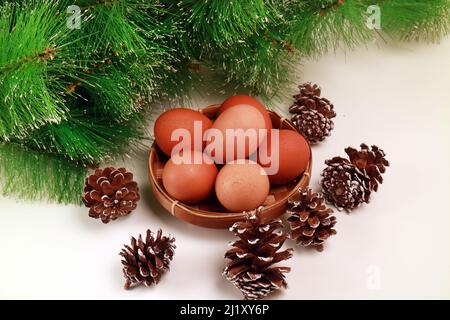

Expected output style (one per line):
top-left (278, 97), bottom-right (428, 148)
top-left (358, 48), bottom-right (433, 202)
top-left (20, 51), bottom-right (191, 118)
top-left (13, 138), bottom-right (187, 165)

top-left (205, 104), bottom-right (269, 164)
top-left (219, 95), bottom-right (272, 132)
top-left (162, 151), bottom-right (218, 204)
top-left (257, 129), bottom-right (310, 185)
top-left (215, 160), bottom-right (270, 212)
top-left (154, 108), bottom-right (213, 157)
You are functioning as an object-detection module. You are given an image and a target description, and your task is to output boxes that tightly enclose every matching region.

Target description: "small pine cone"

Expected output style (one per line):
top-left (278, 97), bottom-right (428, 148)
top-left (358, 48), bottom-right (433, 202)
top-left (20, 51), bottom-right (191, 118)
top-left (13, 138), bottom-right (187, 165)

top-left (287, 188), bottom-right (337, 252)
top-left (82, 167), bottom-right (140, 223)
top-left (223, 208), bottom-right (293, 300)
top-left (120, 229), bottom-right (176, 289)
top-left (345, 144), bottom-right (389, 192)
top-left (321, 157), bottom-right (370, 211)
top-left (289, 83), bottom-right (336, 144)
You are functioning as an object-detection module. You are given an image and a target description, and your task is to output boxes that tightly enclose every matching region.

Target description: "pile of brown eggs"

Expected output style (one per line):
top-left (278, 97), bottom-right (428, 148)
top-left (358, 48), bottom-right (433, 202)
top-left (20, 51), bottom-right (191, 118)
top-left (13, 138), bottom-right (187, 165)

top-left (154, 95), bottom-right (310, 212)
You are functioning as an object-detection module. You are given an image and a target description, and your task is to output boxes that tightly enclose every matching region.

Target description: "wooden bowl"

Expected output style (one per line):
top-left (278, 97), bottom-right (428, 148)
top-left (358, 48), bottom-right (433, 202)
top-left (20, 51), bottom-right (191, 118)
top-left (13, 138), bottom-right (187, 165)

top-left (148, 104), bottom-right (312, 229)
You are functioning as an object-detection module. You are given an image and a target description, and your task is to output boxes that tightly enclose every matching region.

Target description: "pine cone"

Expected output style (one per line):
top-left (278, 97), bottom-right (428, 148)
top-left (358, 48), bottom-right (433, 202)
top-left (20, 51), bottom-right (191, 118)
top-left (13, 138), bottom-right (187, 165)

top-left (82, 167), bottom-right (140, 223)
top-left (345, 144), bottom-right (390, 192)
top-left (289, 82), bottom-right (336, 144)
top-left (223, 208), bottom-right (293, 300)
top-left (120, 229), bottom-right (176, 289)
top-left (321, 157), bottom-right (369, 211)
top-left (287, 188), bottom-right (337, 252)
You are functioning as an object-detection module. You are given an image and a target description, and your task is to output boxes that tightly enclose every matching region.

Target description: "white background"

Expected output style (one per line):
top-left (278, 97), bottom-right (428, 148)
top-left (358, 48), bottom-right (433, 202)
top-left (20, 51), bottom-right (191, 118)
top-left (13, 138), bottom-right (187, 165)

top-left (1, 37), bottom-right (450, 300)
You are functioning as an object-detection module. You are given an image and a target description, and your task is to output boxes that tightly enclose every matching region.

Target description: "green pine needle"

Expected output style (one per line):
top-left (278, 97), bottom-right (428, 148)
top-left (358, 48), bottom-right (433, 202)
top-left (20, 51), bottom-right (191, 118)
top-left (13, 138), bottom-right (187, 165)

top-left (0, 143), bottom-right (87, 204)
top-left (175, 0), bottom-right (278, 49)
top-left (19, 104), bottom-right (149, 164)
top-left (378, 0), bottom-right (450, 42)
top-left (0, 0), bottom-right (76, 139)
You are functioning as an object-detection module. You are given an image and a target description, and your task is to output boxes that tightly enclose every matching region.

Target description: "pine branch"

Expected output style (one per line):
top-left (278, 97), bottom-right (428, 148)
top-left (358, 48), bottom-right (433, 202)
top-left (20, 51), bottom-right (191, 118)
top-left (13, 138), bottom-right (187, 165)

top-left (0, 0), bottom-right (77, 139)
top-left (18, 101), bottom-right (149, 164)
top-left (0, 45), bottom-right (57, 75)
top-left (169, 0), bottom-right (278, 50)
top-left (376, 0), bottom-right (450, 42)
top-left (1, 0), bottom-right (165, 162)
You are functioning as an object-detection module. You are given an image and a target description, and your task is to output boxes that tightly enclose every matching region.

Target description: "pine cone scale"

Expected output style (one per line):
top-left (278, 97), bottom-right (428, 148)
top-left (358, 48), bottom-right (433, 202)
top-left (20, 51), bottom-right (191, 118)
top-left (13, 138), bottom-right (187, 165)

top-left (302, 227), bottom-right (316, 237)
top-left (226, 264), bottom-right (251, 279)
top-left (308, 216), bottom-right (320, 227)
top-left (83, 190), bottom-right (99, 203)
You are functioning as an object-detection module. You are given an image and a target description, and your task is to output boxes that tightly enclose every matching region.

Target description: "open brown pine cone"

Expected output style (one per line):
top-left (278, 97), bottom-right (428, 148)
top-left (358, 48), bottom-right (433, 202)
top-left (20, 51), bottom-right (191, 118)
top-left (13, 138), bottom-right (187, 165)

top-left (223, 208), bottom-right (293, 300)
top-left (321, 157), bottom-right (370, 211)
top-left (82, 167), bottom-right (140, 223)
top-left (321, 144), bottom-right (389, 212)
top-left (120, 229), bottom-right (176, 289)
top-left (289, 82), bottom-right (336, 144)
top-left (287, 188), bottom-right (337, 252)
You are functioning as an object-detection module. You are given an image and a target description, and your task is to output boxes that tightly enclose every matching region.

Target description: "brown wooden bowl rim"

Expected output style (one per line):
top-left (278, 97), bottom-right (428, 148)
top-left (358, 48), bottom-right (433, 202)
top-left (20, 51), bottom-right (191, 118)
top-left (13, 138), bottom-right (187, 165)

top-left (147, 104), bottom-right (312, 220)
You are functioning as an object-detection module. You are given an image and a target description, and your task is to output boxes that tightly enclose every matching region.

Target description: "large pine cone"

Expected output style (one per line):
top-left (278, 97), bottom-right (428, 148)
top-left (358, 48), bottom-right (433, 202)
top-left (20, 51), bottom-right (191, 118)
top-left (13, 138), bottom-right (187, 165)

top-left (120, 229), bottom-right (176, 289)
top-left (82, 167), bottom-right (140, 223)
top-left (289, 83), bottom-right (336, 144)
top-left (223, 208), bottom-right (293, 300)
top-left (287, 188), bottom-right (337, 252)
top-left (321, 157), bottom-right (369, 211)
top-left (345, 144), bottom-right (390, 192)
